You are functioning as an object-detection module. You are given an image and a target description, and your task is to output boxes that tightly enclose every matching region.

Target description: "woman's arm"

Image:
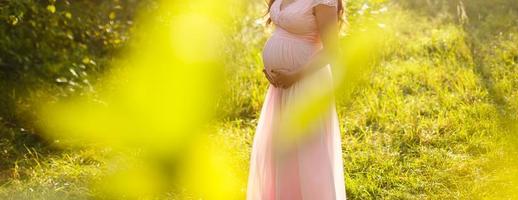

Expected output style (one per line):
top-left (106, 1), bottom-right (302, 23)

top-left (298, 4), bottom-right (340, 77)
top-left (271, 4), bottom-right (340, 88)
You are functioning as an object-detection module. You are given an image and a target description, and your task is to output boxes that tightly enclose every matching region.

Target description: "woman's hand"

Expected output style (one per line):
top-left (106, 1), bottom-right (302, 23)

top-left (270, 68), bottom-right (303, 89)
top-left (263, 68), bottom-right (279, 87)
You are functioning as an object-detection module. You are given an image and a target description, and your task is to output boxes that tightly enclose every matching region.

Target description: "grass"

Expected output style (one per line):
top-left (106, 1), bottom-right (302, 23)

top-left (1, 0), bottom-right (518, 199)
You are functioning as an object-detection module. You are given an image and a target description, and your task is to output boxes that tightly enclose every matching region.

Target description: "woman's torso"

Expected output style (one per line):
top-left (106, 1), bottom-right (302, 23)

top-left (262, 0), bottom-right (332, 71)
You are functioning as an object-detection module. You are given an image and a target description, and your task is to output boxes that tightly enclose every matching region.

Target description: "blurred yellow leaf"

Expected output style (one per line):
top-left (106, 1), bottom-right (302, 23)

top-left (37, 0), bottom-right (245, 199)
top-left (8, 15), bottom-right (18, 26)
top-left (109, 12), bottom-right (116, 20)
top-left (47, 5), bottom-right (56, 14)
top-left (82, 57), bottom-right (90, 64)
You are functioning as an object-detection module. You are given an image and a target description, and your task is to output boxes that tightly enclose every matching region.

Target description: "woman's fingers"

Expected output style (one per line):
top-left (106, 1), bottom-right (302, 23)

top-left (263, 69), bottom-right (278, 87)
top-left (268, 69), bottom-right (280, 86)
top-left (281, 81), bottom-right (291, 89)
top-left (272, 71), bottom-right (288, 88)
top-left (270, 69), bottom-right (288, 86)
top-left (270, 68), bottom-right (297, 89)
top-left (269, 69), bottom-right (281, 80)
top-left (262, 69), bottom-right (273, 85)
top-left (268, 71), bottom-right (279, 87)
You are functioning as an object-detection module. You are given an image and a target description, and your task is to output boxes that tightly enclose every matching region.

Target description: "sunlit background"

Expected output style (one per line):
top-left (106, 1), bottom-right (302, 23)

top-left (1, 0), bottom-right (517, 199)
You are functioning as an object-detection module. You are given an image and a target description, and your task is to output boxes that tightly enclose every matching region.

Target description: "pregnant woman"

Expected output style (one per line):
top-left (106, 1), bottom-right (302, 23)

top-left (246, 0), bottom-right (346, 199)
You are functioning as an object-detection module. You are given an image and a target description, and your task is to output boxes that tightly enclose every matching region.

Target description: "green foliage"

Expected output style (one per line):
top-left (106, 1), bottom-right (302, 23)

top-left (0, 0), bottom-right (143, 128)
top-left (0, 0), bottom-right (153, 183)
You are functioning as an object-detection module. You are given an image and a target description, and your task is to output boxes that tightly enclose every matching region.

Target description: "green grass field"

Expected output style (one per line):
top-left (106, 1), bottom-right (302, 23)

top-left (1, 0), bottom-right (518, 199)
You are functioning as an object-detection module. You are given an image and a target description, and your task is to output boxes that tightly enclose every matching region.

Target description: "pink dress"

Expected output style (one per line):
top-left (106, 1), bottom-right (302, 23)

top-left (246, 0), bottom-right (347, 199)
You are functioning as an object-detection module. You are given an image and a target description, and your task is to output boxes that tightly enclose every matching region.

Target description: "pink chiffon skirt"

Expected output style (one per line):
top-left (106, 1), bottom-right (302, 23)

top-left (246, 63), bottom-right (347, 200)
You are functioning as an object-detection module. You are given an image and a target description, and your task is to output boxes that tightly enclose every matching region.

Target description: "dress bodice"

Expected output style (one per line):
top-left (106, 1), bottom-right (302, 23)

top-left (261, 0), bottom-right (338, 72)
top-left (269, 0), bottom-right (338, 42)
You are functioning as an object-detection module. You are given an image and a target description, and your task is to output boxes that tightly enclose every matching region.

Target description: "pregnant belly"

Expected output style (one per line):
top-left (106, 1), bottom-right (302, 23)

top-left (262, 36), bottom-right (321, 71)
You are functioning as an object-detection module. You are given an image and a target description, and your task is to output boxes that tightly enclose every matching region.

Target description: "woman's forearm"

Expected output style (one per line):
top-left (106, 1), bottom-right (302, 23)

top-left (298, 47), bottom-right (337, 79)
top-left (295, 4), bottom-right (341, 81)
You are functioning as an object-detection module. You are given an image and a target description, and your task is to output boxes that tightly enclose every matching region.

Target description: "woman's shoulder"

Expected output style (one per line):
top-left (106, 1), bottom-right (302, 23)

top-left (310, 0), bottom-right (338, 7)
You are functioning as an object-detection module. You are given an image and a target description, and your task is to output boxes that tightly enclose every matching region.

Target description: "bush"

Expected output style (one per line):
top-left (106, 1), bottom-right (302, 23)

top-left (0, 0), bottom-right (145, 132)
